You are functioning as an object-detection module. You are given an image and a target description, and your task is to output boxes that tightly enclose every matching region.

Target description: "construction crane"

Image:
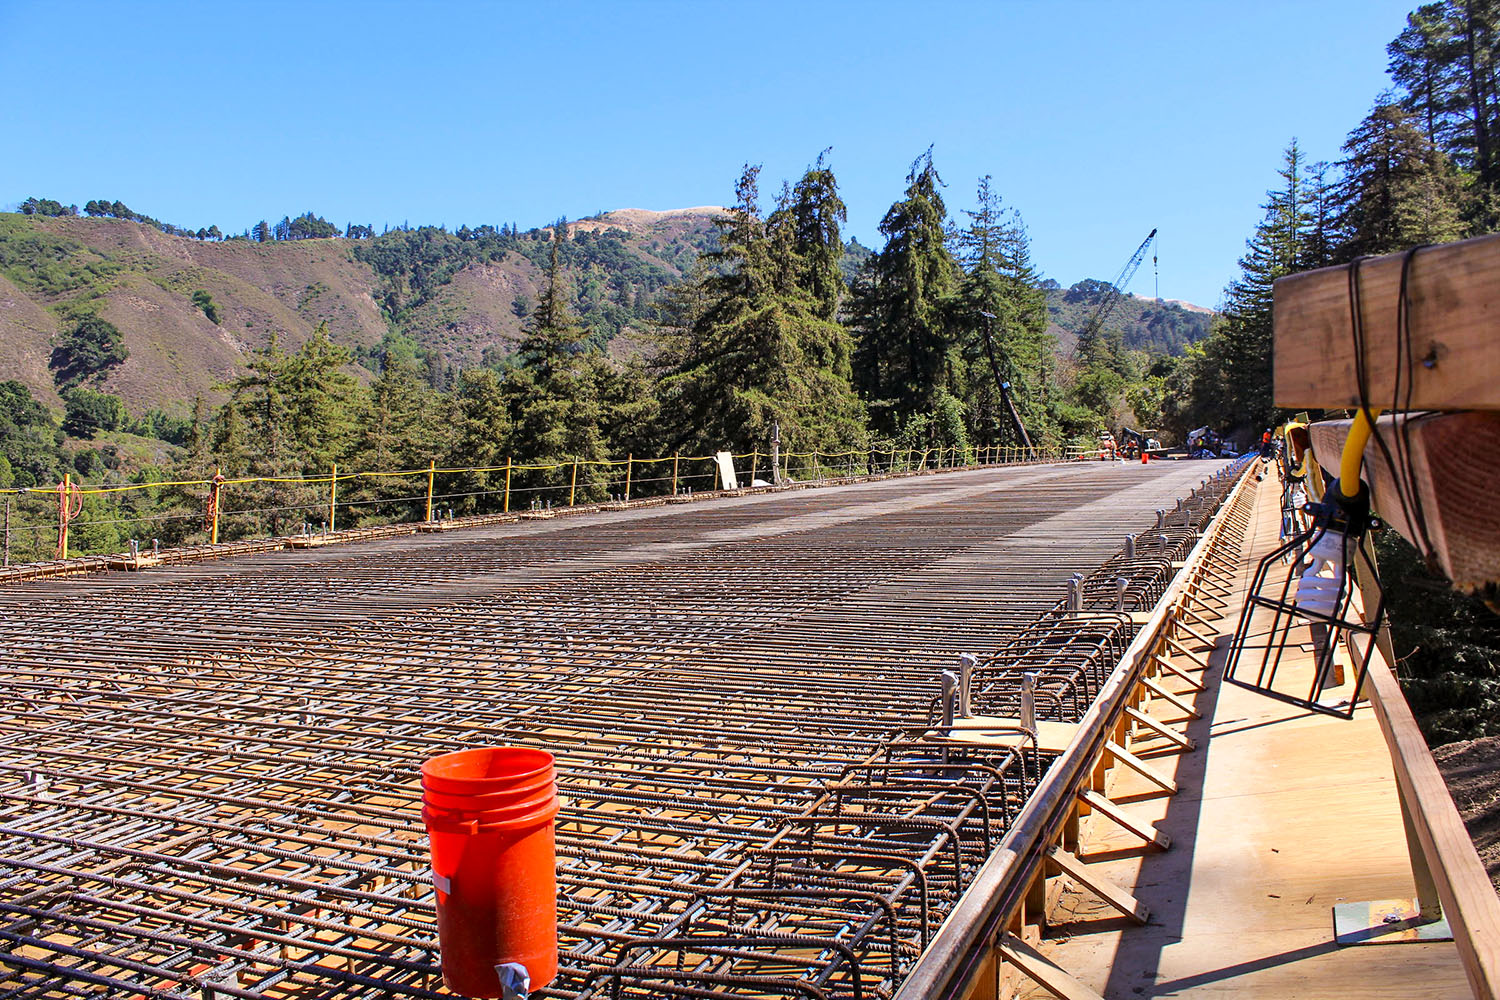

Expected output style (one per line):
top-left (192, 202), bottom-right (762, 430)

top-left (978, 310), bottom-right (1037, 459)
top-left (1076, 227), bottom-right (1157, 353)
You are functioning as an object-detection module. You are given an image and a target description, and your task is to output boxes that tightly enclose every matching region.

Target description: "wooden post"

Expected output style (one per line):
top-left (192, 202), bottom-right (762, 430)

top-left (672, 453), bottom-right (680, 495)
top-left (770, 422), bottom-right (782, 486)
top-left (750, 450), bottom-right (758, 485)
top-left (59, 473), bottom-right (70, 559)
top-left (425, 459), bottom-right (435, 522)
top-left (569, 458), bottom-right (579, 506)
top-left (3, 499), bottom-right (9, 568)
top-left (503, 457), bottom-right (512, 513)
top-left (624, 454), bottom-right (633, 501)
top-left (328, 463), bottom-right (337, 533)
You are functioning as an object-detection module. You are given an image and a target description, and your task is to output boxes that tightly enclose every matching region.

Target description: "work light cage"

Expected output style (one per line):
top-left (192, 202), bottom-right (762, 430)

top-left (1225, 499), bottom-right (1385, 719)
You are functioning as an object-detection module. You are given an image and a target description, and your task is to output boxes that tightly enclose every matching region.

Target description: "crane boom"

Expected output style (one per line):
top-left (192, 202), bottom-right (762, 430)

top-left (1077, 228), bottom-right (1157, 349)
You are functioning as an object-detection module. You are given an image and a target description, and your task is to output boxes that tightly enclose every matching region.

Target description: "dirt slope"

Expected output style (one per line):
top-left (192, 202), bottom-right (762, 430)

top-left (1433, 735), bottom-right (1500, 896)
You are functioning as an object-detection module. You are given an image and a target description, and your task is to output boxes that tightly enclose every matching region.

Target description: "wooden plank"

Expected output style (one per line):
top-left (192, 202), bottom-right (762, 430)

top-left (1079, 788), bottom-right (1171, 849)
top-left (1274, 234), bottom-right (1500, 410)
top-left (1047, 845), bottom-right (1149, 923)
top-left (998, 931), bottom-right (1106, 1000)
top-left (940, 718), bottom-right (1081, 755)
top-left (1306, 412), bottom-right (1500, 590)
top-left (1105, 739), bottom-right (1178, 794)
top-left (1365, 639), bottom-right (1500, 999)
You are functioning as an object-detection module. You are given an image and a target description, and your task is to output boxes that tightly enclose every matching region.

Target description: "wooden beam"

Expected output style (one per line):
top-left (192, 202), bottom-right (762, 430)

top-left (1306, 412), bottom-right (1500, 590)
top-left (997, 932), bottom-right (1106, 1000)
top-left (1273, 234), bottom-right (1500, 410)
top-left (1364, 634), bottom-right (1500, 999)
top-left (1046, 845), bottom-right (1150, 923)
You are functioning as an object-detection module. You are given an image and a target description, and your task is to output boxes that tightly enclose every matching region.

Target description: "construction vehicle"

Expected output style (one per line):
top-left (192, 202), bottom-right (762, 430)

top-left (1117, 427), bottom-right (1162, 460)
top-left (1187, 426), bottom-right (1225, 459)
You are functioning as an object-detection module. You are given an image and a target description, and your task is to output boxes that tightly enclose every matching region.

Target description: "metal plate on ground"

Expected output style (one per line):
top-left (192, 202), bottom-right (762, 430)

top-left (1333, 898), bottom-right (1453, 945)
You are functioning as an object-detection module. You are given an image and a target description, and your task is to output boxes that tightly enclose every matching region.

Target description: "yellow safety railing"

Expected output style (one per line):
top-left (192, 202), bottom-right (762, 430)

top-left (1, 442), bottom-right (1084, 565)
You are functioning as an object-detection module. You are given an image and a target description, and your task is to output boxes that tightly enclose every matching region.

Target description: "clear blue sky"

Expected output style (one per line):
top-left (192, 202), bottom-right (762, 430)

top-left (1, 0), bottom-right (1415, 308)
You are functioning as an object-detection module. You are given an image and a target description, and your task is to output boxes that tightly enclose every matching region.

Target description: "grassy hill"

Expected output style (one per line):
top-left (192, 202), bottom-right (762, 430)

top-left (1043, 278), bottom-right (1215, 356)
top-left (0, 208), bottom-right (724, 415)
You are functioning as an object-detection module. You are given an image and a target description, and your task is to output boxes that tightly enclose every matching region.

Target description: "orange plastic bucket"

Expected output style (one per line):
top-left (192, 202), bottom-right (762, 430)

top-left (421, 747), bottom-right (559, 997)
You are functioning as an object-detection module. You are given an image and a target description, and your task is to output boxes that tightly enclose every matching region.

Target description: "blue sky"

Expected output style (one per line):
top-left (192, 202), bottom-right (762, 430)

top-left (1, 0), bottom-right (1414, 308)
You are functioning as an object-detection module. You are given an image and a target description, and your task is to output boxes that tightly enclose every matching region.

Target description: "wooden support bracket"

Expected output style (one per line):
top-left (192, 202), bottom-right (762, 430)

top-left (1125, 705), bottom-right (1196, 752)
top-left (1179, 605), bottom-right (1222, 631)
top-left (998, 931), bottom-right (1107, 1000)
top-left (1142, 676), bottom-right (1201, 720)
top-left (1105, 739), bottom-right (1178, 794)
top-left (1048, 845), bottom-right (1150, 923)
top-left (1165, 635), bottom-right (1211, 669)
top-left (1173, 616), bottom-right (1217, 648)
top-left (1153, 652), bottom-right (1207, 691)
top-left (1079, 788), bottom-right (1172, 849)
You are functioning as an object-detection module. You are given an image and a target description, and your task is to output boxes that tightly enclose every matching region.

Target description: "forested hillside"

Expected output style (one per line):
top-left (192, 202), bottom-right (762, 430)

top-left (4, 146), bottom-right (1215, 553)
top-left (1043, 280), bottom-right (1213, 355)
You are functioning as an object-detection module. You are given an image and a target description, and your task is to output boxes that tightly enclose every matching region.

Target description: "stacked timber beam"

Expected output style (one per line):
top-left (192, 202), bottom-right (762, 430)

top-left (1273, 233), bottom-right (1500, 591)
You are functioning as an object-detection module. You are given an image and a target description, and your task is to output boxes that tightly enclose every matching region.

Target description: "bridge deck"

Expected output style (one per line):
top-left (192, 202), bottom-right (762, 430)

top-left (1034, 472), bottom-right (1473, 998)
top-left (0, 461), bottom-right (1221, 999)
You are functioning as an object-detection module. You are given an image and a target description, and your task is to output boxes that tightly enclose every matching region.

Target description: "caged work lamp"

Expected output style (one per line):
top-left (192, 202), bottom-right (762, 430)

top-left (1224, 409), bottom-right (1386, 718)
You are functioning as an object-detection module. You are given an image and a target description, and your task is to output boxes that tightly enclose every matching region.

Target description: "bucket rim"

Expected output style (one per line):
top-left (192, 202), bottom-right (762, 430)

top-left (421, 746), bottom-right (555, 792)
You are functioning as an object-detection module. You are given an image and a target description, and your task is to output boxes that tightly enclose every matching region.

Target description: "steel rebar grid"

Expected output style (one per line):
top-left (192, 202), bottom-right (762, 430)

top-left (0, 462), bottom-right (1235, 1000)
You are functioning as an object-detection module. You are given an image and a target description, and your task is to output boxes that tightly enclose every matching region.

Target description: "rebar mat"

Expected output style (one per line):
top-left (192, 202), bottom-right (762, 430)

top-left (0, 462), bottom-right (1234, 999)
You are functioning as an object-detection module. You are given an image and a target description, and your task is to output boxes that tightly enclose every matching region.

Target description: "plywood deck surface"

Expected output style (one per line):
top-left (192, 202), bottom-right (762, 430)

top-left (1037, 474), bottom-right (1473, 998)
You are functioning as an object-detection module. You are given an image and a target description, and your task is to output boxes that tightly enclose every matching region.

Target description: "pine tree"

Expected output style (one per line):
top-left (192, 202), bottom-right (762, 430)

top-left (214, 324), bottom-right (362, 532)
top-left (1386, 1), bottom-right (1500, 206)
top-left (505, 220), bottom-right (611, 501)
top-left (851, 149), bottom-right (962, 439)
top-left (766, 149), bottom-right (847, 320)
top-left (657, 164), bottom-right (866, 460)
top-left (358, 349), bottom-right (437, 471)
top-left (952, 176), bottom-right (1055, 448)
top-left (1388, 4), bottom-right (1462, 151)
top-left (1336, 100), bottom-right (1467, 258)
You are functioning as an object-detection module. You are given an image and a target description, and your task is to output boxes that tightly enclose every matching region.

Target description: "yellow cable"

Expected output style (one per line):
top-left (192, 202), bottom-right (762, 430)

top-left (1339, 408), bottom-right (1380, 498)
